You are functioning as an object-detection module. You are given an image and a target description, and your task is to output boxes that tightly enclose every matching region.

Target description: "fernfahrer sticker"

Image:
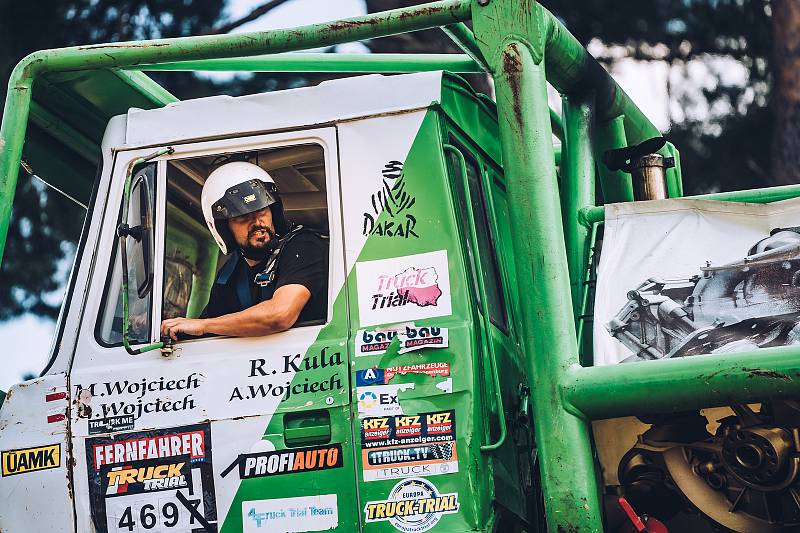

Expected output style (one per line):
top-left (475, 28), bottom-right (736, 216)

top-left (85, 423), bottom-right (217, 532)
top-left (363, 478), bottom-right (459, 532)
top-left (356, 251), bottom-right (452, 327)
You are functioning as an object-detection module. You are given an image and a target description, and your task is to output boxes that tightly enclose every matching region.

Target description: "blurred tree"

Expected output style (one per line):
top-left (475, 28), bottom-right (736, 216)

top-left (540, 0), bottom-right (774, 194)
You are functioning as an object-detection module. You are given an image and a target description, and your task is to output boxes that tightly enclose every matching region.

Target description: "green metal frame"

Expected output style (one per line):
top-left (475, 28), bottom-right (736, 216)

top-left (4, 0), bottom-right (800, 530)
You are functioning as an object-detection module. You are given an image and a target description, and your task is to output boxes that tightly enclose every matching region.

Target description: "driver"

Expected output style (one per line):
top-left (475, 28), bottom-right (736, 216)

top-left (160, 161), bottom-right (327, 339)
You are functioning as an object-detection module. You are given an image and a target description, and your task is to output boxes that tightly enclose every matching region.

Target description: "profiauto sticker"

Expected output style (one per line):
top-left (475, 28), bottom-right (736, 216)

top-left (1, 444), bottom-right (60, 476)
top-left (356, 325), bottom-right (449, 356)
top-left (243, 494), bottom-right (338, 532)
top-left (363, 477), bottom-right (459, 532)
top-left (222, 443), bottom-right (343, 479)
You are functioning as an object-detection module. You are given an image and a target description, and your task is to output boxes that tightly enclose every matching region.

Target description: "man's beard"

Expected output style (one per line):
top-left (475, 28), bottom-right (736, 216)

top-left (239, 225), bottom-right (277, 261)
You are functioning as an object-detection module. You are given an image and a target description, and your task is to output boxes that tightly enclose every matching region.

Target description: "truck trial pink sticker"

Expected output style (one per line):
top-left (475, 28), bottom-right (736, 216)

top-left (355, 251), bottom-right (452, 327)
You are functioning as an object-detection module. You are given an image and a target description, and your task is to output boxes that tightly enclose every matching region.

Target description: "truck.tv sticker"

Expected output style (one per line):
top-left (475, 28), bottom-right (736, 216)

top-left (85, 423), bottom-right (217, 532)
top-left (363, 477), bottom-right (459, 532)
top-left (356, 325), bottom-right (449, 356)
top-left (356, 250), bottom-right (452, 327)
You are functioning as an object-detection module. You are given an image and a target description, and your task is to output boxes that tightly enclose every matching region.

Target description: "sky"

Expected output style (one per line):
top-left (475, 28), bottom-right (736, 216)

top-left (0, 0), bottom-right (714, 390)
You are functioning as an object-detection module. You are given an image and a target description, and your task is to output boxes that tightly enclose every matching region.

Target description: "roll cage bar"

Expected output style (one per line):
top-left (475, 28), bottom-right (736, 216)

top-left (2, 1), bottom-right (799, 530)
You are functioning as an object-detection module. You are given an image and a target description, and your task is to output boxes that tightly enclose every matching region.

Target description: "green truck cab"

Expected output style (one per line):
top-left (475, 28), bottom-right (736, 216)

top-left (3, 1), bottom-right (800, 532)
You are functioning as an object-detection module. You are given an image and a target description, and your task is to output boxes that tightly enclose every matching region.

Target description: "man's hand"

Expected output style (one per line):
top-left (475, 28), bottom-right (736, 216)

top-left (161, 317), bottom-right (207, 340)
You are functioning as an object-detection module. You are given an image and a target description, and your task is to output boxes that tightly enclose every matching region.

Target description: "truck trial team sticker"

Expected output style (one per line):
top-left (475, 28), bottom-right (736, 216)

top-left (363, 477), bottom-right (459, 532)
top-left (1, 443), bottom-right (60, 476)
top-left (85, 423), bottom-right (218, 533)
top-left (356, 250), bottom-right (452, 327)
top-left (360, 410), bottom-right (458, 481)
top-left (243, 494), bottom-right (338, 532)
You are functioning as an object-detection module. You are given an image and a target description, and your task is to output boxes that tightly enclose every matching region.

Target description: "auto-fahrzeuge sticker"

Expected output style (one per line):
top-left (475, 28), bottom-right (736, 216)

top-left (356, 363), bottom-right (450, 387)
top-left (1, 443), bottom-right (60, 476)
top-left (356, 250), bottom-right (452, 327)
top-left (363, 477), bottom-right (459, 532)
top-left (243, 494), bottom-right (338, 532)
top-left (222, 443), bottom-right (343, 480)
top-left (85, 423), bottom-right (217, 533)
top-left (360, 409), bottom-right (458, 481)
top-left (356, 325), bottom-right (449, 356)
top-left (357, 383), bottom-right (415, 418)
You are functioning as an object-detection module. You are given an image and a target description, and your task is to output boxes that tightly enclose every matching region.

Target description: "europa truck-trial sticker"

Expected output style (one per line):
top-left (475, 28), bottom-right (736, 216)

top-left (1, 444), bottom-right (60, 476)
top-left (363, 477), bottom-right (459, 532)
top-left (85, 423), bottom-right (218, 533)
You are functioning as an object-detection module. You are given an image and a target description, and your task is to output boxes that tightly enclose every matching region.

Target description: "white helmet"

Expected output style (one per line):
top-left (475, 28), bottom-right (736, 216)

top-left (201, 161), bottom-right (286, 254)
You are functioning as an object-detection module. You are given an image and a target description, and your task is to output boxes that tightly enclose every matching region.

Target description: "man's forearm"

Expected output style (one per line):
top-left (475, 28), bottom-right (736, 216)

top-left (202, 299), bottom-right (298, 337)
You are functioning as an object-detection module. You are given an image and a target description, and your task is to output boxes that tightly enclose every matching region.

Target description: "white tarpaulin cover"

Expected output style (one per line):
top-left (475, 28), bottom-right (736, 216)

top-left (594, 197), bottom-right (800, 365)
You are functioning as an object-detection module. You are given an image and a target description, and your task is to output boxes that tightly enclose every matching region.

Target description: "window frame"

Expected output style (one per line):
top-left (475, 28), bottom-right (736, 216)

top-left (90, 129), bottom-right (341, 353)
top-left (445, 133), bottom-right (510, 335)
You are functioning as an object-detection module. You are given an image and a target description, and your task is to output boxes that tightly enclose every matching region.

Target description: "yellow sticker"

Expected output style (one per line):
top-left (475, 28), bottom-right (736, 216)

top-left (1, 444), bottom-right (60, 476)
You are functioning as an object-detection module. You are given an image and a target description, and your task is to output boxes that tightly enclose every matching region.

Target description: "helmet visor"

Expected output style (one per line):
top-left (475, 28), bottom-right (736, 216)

top-left (211, 179), bottom-right (278, 220)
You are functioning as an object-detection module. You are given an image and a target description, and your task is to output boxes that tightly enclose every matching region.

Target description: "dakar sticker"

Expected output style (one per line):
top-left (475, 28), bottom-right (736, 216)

top-left (362, 160), bottom-right (419, 240)
top-left (1, 443), bottom-right (60, 476)
top-left (363, 477), bottom-right (459, 532)
top-left (222, 444), bottom-right (343, 479)
top-left (85, 423), bottom-right (217, 533)
top-left (243, 494), bottom-right (338, 532)
top-left (356, 250), bottom-right (452, 327)
top-left (356, 325), bottom-right (449, 356)
top-left (357, 383), bottom-right (416, 418)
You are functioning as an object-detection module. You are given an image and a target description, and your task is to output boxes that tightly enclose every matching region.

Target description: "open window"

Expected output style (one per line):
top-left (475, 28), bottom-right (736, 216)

top-left (161, 143), bottom-right (330, 329)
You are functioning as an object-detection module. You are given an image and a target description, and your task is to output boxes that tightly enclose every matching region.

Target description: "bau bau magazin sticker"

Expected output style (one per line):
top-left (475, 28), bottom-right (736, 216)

top-left (85, 423), bottom-right (217, 533)
top-left (1, 443), bottom-right (60, 476)
top-left (222, 443), bottom-right (343, 480)
top-left (356, 325), bottom-right (449, 356)
top-left (363, 478), bottom-right (459, 532)
top-left (356, 251), bottom-right (452, 327)
top-left (361, 410), bottom-right (457, 482)
top-left (243, 494), bottom-right (338, 533)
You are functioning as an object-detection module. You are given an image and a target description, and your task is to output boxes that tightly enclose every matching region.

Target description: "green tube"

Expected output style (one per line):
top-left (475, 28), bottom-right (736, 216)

top-left (491, 41), bottom-right (602, 531)
top-left (441, 23), bottom-right (490, 72)
top-left (564, 344), bottom-right (800, 420)
top-left (594, 115), bottom-right (634, 203)
top-left (134, 53), bottom-right (483, 73)
top-left (560, 95), bottom-right (595, 317)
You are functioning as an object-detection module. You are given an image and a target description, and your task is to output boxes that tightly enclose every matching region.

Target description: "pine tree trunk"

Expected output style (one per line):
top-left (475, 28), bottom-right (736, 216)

top-left (771, 0), bottom-right (800, 185)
